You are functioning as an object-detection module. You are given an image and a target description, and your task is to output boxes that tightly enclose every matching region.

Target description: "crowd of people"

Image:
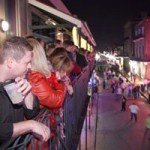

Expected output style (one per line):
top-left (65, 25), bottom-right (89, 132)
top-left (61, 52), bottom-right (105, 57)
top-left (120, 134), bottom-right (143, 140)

top-left (0, 36), bottom-right (95, 148)
top-left (96, 69), bottom-right (138, 120)
top-left (102, 69), bottom-right (143, 101)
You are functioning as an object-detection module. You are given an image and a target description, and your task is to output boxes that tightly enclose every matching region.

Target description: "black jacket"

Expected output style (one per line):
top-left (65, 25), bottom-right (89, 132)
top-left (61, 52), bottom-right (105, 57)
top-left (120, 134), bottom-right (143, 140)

top-left (76, 52), bottom-right (88, 69)
top-left (0, 83), bottom-right (40, 145)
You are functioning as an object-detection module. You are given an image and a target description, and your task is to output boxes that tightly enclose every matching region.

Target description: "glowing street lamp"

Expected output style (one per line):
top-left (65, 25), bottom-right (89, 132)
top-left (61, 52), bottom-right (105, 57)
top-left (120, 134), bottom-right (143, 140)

top-left (0, 20), bottom-right (9, 32)
top-left (95, 53), bottom-right (100, 61)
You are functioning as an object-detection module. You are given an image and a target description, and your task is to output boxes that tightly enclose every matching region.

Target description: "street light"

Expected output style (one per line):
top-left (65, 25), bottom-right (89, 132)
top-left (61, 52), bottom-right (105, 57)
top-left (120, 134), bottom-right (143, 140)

top-left (144, 62), bottom-right (148, 65)
top-left (0, 20), bottom-right (9, 32)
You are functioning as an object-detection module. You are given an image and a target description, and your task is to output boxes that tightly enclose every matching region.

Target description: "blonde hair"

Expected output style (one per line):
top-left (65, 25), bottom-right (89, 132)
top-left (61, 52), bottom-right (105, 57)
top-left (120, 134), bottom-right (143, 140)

top-left (27, 38), bottom-right (50, 76)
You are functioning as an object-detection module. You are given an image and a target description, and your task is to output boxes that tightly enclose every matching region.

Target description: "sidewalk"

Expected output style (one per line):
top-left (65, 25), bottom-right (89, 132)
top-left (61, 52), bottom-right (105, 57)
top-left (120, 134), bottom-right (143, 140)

top-left (79, 77), bottom-right (150, 150)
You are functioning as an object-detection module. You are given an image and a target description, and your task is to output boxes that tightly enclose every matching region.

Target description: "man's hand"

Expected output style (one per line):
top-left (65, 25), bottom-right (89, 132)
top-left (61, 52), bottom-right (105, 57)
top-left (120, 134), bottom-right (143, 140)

top-left (13, 120), bottom-right (50, 142)
top-left (31, 120), bottom-right (50, 142)
top-left (15, 77), bottom-right (31, 96)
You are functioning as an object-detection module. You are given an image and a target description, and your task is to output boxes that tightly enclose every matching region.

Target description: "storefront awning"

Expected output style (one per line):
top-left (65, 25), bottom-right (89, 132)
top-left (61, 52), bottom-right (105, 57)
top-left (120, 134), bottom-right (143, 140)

top-left (81, 22), bottom-right (96, 47)
top-left (28, 0), bottom-right (82, 28)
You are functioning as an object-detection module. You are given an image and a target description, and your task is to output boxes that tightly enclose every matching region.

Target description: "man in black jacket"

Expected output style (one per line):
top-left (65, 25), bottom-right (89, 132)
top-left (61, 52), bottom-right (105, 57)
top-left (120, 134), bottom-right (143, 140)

top-left (0, 37), bottom-right (50, 145)
top-left (63, 40), bottom-right (88, 69)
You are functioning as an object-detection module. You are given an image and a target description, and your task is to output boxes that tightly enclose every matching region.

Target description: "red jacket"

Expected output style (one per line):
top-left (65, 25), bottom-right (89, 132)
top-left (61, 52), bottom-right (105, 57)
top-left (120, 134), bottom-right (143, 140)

top-left (28, 71), bottom-right (67, 109)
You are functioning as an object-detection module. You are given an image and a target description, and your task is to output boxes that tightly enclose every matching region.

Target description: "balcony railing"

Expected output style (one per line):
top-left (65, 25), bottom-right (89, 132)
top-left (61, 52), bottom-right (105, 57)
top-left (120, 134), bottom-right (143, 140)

top-left (133, 33), bottom-right (144, 40)
top-left (0, 62), bottom-right (95, 150)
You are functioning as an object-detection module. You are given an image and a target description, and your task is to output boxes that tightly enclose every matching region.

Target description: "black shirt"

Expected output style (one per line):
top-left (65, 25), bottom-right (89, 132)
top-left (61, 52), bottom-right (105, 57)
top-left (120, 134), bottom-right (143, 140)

top-left (0, 83), bottom-right (39, 145)
top-left (67, 51), bottom-right (88, 69)
top-left (76, 52), bottom-right (88, 69)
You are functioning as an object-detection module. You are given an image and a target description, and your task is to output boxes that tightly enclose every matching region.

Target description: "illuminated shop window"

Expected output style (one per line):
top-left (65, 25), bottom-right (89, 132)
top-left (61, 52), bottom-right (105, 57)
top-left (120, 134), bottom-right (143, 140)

top-left (81, 37), bottom-right (87, 49)
top-left (72, 27), bottom-right (79, 47)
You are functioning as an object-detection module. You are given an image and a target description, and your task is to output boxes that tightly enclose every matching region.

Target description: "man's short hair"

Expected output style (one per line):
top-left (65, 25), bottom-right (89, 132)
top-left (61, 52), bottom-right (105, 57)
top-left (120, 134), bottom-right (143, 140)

top-left (0, 36), bottom-right (33, 64)
top-left (63, 40), bottom-right (74, 47)
top-left (55, 39), bottom-right (61, 45)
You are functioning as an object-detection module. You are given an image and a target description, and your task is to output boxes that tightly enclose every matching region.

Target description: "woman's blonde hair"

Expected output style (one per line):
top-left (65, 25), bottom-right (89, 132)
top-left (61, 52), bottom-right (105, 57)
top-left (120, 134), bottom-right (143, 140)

top-left (27, 38), bottom-right (51, 76)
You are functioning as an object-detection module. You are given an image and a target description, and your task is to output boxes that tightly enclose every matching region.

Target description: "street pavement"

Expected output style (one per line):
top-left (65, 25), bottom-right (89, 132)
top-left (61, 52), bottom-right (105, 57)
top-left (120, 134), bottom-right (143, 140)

top-left (78, 81), bottom-right (150, 150)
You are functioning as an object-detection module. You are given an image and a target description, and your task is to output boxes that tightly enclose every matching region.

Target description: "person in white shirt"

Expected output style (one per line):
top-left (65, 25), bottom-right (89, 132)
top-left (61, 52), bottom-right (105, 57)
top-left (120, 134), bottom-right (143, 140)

top-left (121, 82), bottom-right (126, 93)
top-left (129, 103), bottom-right (139, 122)
top-left (117, 87), bottom-right (122, 95)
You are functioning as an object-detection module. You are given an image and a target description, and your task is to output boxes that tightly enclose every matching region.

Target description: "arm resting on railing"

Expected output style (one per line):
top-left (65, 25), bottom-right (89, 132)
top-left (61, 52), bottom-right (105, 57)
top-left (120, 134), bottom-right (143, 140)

top-left (12, 120), bottom-right (50, 142)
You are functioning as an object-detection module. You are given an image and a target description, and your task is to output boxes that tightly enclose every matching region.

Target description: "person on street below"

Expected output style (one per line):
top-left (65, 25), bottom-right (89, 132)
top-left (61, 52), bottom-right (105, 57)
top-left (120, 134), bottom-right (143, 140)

top-left (0, 36), bottom-right (50, 146)
top-left (121, 96), bottom-right (127, 111)
top-left (129, 103), bottom-right (139, 122)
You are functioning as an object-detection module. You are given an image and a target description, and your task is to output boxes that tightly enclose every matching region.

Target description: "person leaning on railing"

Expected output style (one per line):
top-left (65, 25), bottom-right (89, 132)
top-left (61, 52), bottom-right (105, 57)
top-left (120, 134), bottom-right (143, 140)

top-left (26, 38), bottom-right (68, 149)
top-left (48, 48), bottom-right (74, 139)
top-left (63, 40), bottom-right (88, 79)
top-left (48, 47), bottom-right (74, 95)
top-left (27, 38), bottom-right (67, 110)
top-left (0, 37), bottom-right (50, 146)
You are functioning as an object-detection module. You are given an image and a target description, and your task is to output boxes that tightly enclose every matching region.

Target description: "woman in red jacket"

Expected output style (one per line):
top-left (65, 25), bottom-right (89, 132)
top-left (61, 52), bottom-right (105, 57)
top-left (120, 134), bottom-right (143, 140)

top-left (27, 38), bottom-right (67, 110)
top-left (26, 38), bottom-right (68, 149)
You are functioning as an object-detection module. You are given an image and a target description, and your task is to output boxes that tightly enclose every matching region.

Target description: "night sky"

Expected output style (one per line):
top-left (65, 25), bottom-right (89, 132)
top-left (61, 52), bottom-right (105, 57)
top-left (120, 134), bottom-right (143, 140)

top-left (62, 0), bottom-right (150, 50)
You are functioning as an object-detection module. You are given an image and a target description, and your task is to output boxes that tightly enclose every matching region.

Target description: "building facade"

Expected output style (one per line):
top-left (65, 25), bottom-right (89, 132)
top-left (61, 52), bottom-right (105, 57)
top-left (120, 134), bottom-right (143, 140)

top-left (133, 18), bottom-right (150, 60)
top-left (130, 17), bottom-right (150, 80)
top-left (123, 21), bottom-right (134, 57)
top-left (0, 0), bottom-right (96, 51)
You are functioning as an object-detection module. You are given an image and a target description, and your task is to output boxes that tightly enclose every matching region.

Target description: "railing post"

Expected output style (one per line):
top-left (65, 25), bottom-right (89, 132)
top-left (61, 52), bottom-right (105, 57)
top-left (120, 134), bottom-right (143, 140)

top-left (94, 93), bottom-right (99, 150)
top-left (85, 111), bottom-right (88, 150)
top-left (88, 97), bottom-right (91, 130)
top-left (78, 139), bottom-right (81, 150)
